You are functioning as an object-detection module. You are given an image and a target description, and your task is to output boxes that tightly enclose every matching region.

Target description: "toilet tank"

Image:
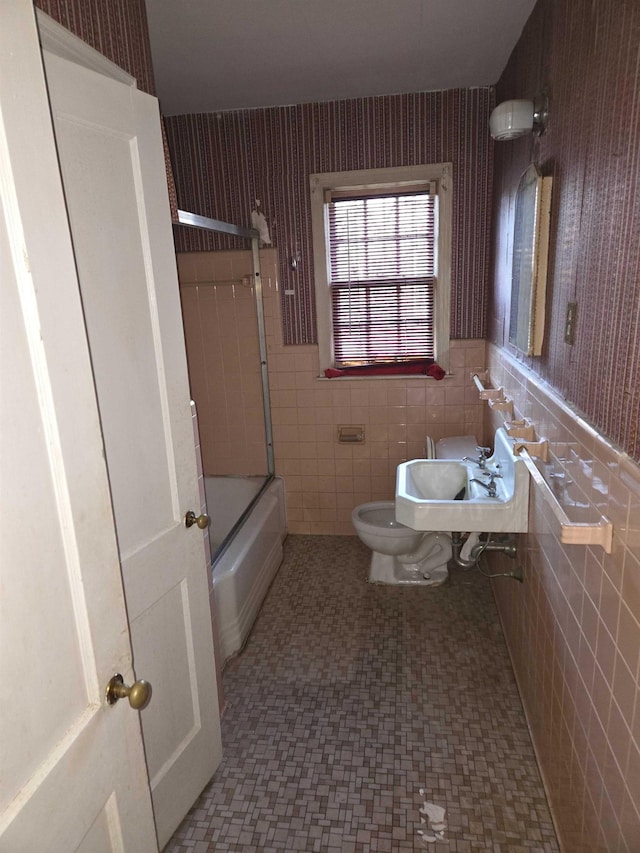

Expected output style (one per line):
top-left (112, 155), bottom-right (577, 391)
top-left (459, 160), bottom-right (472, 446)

top-left (435, 435), bottom-right (478, 460)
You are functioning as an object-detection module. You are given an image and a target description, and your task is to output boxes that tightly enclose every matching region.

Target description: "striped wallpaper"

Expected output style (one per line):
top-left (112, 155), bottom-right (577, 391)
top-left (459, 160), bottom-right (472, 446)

top-left (165, 89), bottom-right (494, 345)
top-left (489, 0), bottom-right (640, 461)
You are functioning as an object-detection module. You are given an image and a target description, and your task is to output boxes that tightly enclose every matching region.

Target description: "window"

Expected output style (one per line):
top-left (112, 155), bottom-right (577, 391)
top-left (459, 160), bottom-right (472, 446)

top-left (328, 191), bottom-right (435, 365)
top-left (310, 164), bottom-right (451, 374)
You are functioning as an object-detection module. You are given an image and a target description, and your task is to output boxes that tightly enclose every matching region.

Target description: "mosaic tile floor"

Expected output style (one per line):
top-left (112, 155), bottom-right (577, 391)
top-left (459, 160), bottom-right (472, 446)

top-left (165, 535), bottom-right (559, 852)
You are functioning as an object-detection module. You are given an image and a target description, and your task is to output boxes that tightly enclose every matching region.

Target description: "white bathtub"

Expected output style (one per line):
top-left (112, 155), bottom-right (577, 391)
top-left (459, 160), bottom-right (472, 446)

top-left (205, 476), bottom-right (287, 664)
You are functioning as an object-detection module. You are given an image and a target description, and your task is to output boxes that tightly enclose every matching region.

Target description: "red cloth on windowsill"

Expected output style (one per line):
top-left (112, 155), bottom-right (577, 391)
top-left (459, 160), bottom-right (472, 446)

top-left (324, 360), bottom-right (446, 380)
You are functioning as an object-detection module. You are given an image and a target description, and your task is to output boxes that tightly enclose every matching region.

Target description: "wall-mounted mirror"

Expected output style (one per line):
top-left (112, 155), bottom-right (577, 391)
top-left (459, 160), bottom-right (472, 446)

top-left (509, 164), bottom-right (553, 356)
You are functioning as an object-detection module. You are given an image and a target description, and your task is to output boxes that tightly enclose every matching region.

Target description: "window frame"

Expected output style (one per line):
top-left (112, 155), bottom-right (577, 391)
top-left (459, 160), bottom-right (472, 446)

top-left (310, 163), bottom-right (452, 375)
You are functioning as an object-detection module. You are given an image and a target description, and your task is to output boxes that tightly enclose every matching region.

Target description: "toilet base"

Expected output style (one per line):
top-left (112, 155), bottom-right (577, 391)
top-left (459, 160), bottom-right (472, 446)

top-left (367, 552), bottom-right (449, 587)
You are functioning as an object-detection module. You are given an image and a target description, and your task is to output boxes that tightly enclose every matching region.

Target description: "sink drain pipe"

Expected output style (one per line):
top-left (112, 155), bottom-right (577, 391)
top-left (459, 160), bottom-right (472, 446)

top-left (451, 531), bottom-right (523, 581)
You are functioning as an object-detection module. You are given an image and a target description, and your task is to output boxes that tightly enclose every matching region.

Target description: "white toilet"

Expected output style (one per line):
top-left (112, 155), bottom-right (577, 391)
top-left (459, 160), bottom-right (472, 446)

top-left (352, 435), bottom-right (478, 587)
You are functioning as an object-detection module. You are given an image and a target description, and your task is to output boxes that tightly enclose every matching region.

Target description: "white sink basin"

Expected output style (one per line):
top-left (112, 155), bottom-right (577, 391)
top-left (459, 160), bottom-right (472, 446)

top-left (395, 428), bottom-right (529, 533)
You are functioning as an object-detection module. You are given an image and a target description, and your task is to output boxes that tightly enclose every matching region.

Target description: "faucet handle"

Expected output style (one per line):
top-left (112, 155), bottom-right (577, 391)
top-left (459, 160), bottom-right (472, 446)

top-left (476, 445), bottom-right (492, 458)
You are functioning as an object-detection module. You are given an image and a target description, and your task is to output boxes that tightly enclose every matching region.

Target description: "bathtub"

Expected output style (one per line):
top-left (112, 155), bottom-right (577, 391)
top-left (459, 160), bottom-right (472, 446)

top-left (205, 476), bottom-right (287, 664)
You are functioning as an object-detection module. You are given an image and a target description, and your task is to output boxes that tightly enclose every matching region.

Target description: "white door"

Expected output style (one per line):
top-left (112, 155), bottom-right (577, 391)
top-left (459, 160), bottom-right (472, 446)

top-left (39, 17), bottom-right (223, 850)
top-left (0, 3), bottom-right (157, 851)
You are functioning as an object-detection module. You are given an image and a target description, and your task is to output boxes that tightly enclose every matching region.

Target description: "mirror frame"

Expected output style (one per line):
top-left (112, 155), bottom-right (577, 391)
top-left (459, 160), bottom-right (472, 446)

top-left (509, 164), bottom-right (553, 356)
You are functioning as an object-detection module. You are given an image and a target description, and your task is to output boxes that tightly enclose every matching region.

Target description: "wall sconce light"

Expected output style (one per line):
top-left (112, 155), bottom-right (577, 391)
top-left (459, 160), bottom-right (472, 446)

top-left (490, 93), bottom-right (549, 140)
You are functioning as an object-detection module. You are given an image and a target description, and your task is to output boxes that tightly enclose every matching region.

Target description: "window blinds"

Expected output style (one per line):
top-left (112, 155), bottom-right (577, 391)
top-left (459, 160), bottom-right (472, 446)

top-left (327, 192), bottom-right (436, 366)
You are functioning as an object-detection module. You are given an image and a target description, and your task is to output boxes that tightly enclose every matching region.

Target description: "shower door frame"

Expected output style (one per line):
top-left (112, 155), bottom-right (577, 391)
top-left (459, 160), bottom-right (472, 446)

top-left (177, 209), bottom-right (275, 478)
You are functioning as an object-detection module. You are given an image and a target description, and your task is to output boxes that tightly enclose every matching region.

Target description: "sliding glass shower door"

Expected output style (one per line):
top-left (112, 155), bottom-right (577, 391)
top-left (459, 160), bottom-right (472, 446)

top-left (177, 240), bottom-right (274, 556)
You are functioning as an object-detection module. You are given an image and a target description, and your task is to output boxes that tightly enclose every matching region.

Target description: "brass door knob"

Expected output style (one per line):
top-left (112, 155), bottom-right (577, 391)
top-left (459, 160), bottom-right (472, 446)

top-left (105, 673), bottom-right (151, 709)
top-left (185, 510), bottom-right (211, 529)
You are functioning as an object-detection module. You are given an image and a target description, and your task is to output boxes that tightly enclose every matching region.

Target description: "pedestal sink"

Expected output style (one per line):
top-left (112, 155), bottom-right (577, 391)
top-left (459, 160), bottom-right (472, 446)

top-left (395, 428), bottom-right (529, 532)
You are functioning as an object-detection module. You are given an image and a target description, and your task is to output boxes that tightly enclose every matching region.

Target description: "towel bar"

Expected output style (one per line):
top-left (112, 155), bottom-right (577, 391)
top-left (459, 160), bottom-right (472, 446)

top-left (471, 372), bottom-right (505, 401)
top-left (519, 448), bottom-right (613, 553)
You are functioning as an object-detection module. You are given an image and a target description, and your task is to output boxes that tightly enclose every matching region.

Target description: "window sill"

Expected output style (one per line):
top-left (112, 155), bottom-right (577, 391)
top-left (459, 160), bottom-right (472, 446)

top-left (320, 361), bottom-right (447, 380)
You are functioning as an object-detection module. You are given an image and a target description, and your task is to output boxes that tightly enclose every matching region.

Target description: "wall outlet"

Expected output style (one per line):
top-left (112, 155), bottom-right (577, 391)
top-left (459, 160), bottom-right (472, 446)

top-left (564, 301), bottom-right (578, 344)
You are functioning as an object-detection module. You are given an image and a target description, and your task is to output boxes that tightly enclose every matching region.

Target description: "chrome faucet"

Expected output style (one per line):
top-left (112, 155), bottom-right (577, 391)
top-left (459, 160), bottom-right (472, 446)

top-left (463, 445), bottom-right (492, 470)
top-left (470, 472), bottom-right (503, 498)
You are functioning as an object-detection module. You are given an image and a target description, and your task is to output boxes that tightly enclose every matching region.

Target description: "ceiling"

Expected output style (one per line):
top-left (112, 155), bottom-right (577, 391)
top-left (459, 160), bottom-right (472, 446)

top-left (145, 0), bottom-right (536, 117)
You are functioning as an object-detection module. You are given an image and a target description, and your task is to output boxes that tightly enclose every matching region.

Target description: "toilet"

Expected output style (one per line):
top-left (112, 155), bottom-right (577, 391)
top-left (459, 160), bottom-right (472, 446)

top-left (352, 435), bottom-right (478, 587)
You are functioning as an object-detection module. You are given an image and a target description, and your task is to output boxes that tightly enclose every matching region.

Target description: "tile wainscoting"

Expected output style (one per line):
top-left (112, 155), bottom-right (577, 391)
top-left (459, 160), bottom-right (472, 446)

top-left (485, 344), bottom-right (640, 852)
top-left (269, 333), bottom-right (487, 536)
